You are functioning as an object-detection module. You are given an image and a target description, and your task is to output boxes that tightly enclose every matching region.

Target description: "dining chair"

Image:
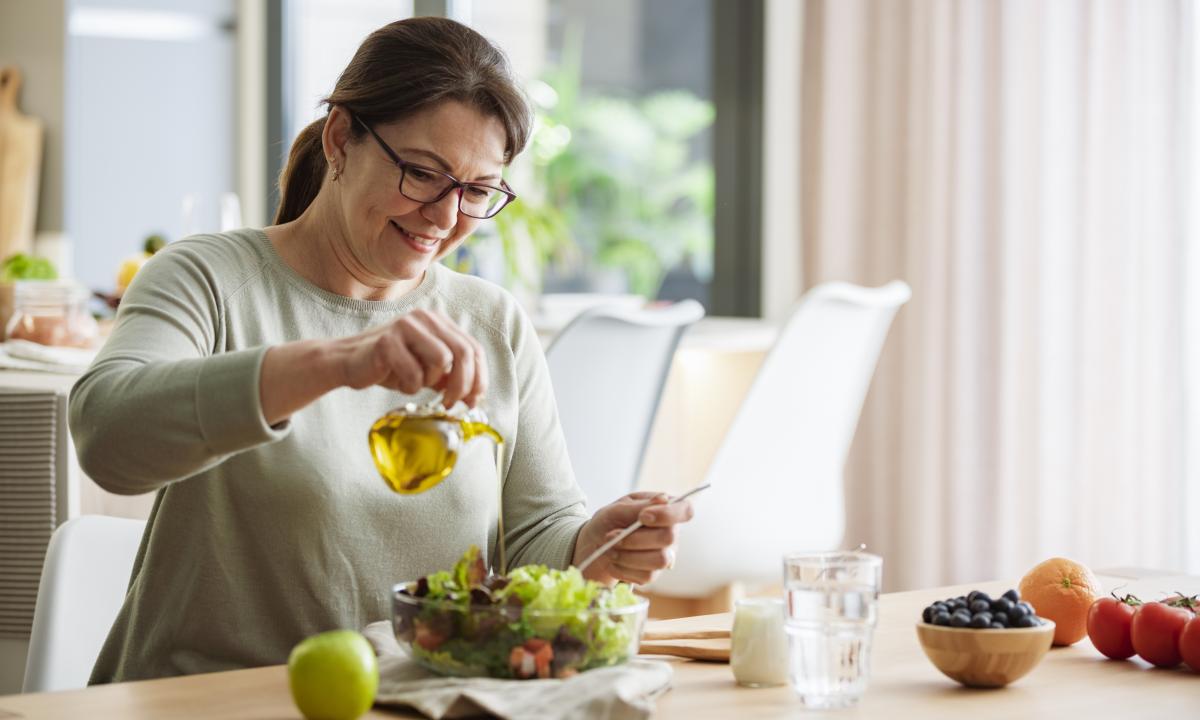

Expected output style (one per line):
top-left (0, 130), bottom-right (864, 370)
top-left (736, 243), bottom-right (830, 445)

top-left (545, 299), bottom-right (705, 509)
top-left (22, 515), bottom-right (146, 692)
top-left (648, 281), bottom-right (911, 598)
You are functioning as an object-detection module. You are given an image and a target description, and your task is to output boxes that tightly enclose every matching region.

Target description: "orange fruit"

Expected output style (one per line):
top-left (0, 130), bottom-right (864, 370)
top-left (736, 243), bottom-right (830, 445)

top-left (1018, 557), bottom-right (1101, 646)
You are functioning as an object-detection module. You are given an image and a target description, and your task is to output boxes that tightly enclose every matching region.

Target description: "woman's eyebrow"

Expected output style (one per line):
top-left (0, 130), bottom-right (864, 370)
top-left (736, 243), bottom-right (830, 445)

top-left (397, 147), bottom-right (501, 182)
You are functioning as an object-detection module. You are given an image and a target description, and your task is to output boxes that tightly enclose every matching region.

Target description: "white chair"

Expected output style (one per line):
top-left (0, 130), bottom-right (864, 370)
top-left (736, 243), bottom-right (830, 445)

top-left (546, 299), bottom-right (705, 508)
top-left (23, 515), bottom-right (146, 692)
top-left (649, 281), bottom-right (911, 597)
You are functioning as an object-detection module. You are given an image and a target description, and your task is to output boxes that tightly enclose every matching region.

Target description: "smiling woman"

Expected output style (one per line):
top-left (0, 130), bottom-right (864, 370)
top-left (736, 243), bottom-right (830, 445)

top-left (67, 17), bottom-right (696, 686)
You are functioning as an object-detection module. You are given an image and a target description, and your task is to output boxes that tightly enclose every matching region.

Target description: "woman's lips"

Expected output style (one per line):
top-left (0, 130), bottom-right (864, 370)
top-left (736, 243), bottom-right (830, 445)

top-left (391, 220), bottom-right (439, 254)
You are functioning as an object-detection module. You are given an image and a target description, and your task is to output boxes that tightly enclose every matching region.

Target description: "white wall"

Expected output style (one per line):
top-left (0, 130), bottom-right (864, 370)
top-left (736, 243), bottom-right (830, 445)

top-left (65, 0), bottom-right (237, 292)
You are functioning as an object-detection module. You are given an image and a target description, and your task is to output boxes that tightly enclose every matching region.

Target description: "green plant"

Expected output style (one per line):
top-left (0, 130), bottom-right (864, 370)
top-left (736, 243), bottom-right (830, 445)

top-left (472, 27), bottom-right (714, 297)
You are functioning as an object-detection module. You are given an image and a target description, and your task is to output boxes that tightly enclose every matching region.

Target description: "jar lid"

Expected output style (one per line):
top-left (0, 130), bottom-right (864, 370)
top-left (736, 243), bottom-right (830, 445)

top-left (12, 280), bottom-right (89, 304)
top-left (391, 399), bottom-right (489, 426)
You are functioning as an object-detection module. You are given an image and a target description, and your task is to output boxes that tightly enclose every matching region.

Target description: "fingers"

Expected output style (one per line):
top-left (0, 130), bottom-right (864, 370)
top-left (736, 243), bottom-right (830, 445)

top-left (613, 525), bottom-right (676, 551)
top-left (610, 547), bottom-right (674, 572)
top-left (462, 336), bottom-right (489, 408)
top-left (609, 547), bottom-right (675, 585)
top-left (637, 498), bottom-right (694, 527)
top-left (395, 312), bottom-right (456, 388)
top-left (377, 310), bottom-right (488, 406)
top-left (372, 333), bottom-right (424, 393)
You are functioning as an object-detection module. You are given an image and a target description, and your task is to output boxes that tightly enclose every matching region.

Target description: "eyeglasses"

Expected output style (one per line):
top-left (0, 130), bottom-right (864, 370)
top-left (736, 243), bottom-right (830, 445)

top-left (352, 114), bottom-right (516, 219)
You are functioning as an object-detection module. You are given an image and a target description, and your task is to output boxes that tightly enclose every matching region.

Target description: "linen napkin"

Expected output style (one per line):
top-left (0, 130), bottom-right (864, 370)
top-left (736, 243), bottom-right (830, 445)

top-left (0, 339), bottom-right (96, 374)
top-left (362, 620), bottom-right (673, 720)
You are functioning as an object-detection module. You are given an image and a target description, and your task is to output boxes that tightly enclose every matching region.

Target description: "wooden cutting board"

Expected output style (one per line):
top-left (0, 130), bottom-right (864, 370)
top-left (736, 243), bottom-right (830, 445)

top-left (0, 66), bottom-right (43, 263)
top-left (639, 614), bottom-right (732, 662)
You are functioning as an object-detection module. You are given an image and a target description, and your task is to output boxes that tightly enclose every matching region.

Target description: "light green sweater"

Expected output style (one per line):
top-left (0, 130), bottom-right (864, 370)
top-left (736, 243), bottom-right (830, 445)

top-left (70, 228), bottom-right (587, 684)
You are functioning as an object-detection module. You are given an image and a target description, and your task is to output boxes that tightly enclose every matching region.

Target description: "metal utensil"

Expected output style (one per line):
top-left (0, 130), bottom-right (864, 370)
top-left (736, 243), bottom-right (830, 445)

top-left (576, 483), bottom-right (712, 574)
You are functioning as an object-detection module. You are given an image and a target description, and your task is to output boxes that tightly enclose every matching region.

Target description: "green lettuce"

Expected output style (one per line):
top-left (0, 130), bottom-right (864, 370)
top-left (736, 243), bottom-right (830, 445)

top-left (409, 546), bottom-right (642, 677)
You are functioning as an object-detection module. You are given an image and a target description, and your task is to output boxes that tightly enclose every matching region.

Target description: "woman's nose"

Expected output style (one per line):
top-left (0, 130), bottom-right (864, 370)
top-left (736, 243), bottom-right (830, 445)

top-left (422, 189), bottom-right (460, 229)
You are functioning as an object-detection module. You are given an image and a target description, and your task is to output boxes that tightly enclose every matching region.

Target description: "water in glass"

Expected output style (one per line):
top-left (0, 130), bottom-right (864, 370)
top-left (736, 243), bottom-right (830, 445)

top-left (783, 552), bottom-right (882, 709)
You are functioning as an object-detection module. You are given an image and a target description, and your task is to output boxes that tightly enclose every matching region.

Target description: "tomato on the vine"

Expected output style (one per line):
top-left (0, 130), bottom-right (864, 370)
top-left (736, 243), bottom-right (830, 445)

top-left (1131, 602), bottom-right (1191, 668)
top-left (1163, 594), bottom-right (1198, 614)
top-left (1181, 615), bottom-right (1200, 672)
top-left (1087, 594), bottom-right (1141, 660)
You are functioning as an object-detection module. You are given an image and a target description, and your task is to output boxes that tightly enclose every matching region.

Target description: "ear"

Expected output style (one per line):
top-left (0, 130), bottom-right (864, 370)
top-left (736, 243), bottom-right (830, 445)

top-left (321, 105), bottom-right (354, 173)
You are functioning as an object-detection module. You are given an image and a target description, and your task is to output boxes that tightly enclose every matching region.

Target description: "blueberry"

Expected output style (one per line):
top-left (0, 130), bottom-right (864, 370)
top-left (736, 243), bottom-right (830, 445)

top-left (970, 599), bottom-right (991, 614)
top-left (923, 606), bottom-right (934, 623)
top-left (990, 622), bottom-right (1005, 629)
top-left (1015, 615), bottom-right (1039, 628)
top-left (1008, 603), bottom-right (1029, 620)
top-left (969, 614), bottom-right (992, 628)
top-left (974, 592), bottom-right (992, 605)
top-left (950, 613), bottom-right (971, 628)
top-left (1002, 589), bottom-right (1020, 603)
top-left (933, 610), bottom-right (952, 626)
top-left (993, 612), bottom-right (1009, 627)
top-left (973, 611), bottom-right (993, 625)
top-left (1017, 601), bottom-right (1036, 617)
top-left (967, 591), bottom-right (980, 604)
top-left (991, 597), bottom-right (1014, 615)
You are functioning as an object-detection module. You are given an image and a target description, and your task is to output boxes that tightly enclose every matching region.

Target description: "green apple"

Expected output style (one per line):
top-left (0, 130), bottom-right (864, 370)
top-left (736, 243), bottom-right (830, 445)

top-left (287, 630), bottom-right (380, 720)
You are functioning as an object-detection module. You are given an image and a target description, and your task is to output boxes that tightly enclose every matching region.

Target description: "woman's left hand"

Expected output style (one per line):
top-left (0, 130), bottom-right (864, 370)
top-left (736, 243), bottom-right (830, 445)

top-left (573, 491), bottom-right (695, 585)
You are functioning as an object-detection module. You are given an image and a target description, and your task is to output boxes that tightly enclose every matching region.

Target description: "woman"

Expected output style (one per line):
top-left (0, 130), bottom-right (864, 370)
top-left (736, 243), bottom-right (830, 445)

top-left (71, 17), bottom-right (693, 684)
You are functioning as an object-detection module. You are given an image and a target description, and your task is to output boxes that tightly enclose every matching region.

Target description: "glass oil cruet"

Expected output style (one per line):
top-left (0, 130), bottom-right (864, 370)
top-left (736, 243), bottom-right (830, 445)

top-left (368, 400), bottom-right (509, 572)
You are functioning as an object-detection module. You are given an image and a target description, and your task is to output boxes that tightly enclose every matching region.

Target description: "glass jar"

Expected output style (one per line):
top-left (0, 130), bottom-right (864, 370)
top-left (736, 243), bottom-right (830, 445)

top-left (5, 281), bottom-right (99, 348)
top-left (731, 597), bottom-right (789, 687)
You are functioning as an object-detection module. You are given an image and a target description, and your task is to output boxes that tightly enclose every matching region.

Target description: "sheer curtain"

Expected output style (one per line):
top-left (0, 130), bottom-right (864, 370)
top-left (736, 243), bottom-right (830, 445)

top-left (775, 0), bottom-right (1199, 590)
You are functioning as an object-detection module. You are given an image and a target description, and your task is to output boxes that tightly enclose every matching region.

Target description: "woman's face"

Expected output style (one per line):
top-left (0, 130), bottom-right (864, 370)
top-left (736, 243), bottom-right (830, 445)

top-left (326, 100), bottom-right (507, 286)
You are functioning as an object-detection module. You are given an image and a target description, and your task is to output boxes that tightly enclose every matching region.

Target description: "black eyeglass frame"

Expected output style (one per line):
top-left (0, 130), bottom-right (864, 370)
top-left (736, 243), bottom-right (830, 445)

top-left (350, 114), bottom-right (517, 219)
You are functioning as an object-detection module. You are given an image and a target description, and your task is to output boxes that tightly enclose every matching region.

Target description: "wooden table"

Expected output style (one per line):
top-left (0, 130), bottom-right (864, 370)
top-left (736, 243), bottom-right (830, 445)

top-left (1, 572), bottom-right (1195, 719)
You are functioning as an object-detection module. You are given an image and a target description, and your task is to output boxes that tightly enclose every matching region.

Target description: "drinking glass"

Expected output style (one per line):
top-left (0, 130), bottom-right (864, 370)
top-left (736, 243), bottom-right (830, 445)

top-left (783, 551), bottom-right (883, 709)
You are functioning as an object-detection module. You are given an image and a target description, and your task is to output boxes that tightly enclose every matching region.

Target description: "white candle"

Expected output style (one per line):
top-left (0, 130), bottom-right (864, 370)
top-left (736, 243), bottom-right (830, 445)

top-left (731, 597), bottom-right (788, 687)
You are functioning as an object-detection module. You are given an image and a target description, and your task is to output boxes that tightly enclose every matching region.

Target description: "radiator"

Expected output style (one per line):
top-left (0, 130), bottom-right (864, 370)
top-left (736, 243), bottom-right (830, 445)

top-left (0, 388), bottom-right (70, 640)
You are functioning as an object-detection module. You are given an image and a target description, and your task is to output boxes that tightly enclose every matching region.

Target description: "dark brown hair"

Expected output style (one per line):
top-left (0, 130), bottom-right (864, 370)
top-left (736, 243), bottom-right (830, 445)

top-left (274, 17), bottom-right (532, 224)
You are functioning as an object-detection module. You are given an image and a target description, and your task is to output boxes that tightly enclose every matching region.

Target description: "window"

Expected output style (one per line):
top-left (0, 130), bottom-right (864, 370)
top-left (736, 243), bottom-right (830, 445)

top-left (472, 0), bottom-right (717, 307)
top-left (277, 0), bottom-right (763, 313)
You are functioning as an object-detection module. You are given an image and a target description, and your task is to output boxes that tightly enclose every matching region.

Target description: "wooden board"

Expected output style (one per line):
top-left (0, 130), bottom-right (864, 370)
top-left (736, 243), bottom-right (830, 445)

top-left (640, 639), bottom-right (730, 662)
top-left (0, 66), bottom-right (43, 263)
top-left (640, 614), bottom-right (732, 662)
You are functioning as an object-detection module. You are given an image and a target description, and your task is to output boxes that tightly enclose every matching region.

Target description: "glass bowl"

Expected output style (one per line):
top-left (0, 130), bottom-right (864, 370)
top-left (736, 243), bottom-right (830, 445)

top-left (392, 581), bottom-right (648, 679)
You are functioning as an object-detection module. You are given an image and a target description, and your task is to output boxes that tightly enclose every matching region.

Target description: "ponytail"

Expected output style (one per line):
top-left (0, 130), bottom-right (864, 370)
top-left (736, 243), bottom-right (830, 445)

top-left (274, 117), bottom-right (328, 225)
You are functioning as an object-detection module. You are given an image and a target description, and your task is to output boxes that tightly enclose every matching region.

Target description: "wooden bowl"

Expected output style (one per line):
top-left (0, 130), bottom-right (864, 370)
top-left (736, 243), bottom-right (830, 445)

top-left (915, 621), bottom-right (1055, 688)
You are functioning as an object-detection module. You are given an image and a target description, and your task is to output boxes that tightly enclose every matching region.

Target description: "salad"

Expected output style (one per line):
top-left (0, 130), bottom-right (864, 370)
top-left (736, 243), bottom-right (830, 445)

top-left (393, 546), bottom-right (646, 679)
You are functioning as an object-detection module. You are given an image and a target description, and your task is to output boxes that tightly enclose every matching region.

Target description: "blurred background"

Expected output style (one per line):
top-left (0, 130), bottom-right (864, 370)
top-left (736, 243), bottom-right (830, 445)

top-left (0, 0), bottom-right (1197, 595)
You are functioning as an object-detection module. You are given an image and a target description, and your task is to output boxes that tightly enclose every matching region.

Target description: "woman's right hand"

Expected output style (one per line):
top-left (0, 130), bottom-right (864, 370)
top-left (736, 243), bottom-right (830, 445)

top-left (259, 309), bottom-right (487, 427)
top-left (337, 308), bottom-right (488, 408)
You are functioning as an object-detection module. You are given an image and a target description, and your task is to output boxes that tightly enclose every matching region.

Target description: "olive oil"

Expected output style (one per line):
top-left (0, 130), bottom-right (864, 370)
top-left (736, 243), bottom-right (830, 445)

top-left (368, 405), bottom-right (508, 573)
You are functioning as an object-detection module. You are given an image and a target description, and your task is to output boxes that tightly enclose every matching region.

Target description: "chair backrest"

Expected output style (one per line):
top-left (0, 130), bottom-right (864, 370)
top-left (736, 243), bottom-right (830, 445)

top-left (546, 299), bottom-right (705, 508)
top-left (650, 281), bottom-right (911, 596)
top-left (22, 515), bottom-right (146, 692)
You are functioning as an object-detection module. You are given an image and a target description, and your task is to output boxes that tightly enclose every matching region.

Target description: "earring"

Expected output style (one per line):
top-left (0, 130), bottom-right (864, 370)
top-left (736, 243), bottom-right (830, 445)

top-left (331, 166), bottom-right (341, 182)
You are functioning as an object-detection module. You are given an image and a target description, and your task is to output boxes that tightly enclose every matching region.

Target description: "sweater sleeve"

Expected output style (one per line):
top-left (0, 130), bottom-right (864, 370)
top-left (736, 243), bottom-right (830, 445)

top-left (499, 304), bottom-right (589, 570)
top-left (69, 241), bottom-right (290, 495)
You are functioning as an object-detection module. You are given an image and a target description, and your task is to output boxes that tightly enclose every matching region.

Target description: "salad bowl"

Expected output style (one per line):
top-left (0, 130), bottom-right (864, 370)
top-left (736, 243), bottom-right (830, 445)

top-left (392, 547), bottom-right (648, 679)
